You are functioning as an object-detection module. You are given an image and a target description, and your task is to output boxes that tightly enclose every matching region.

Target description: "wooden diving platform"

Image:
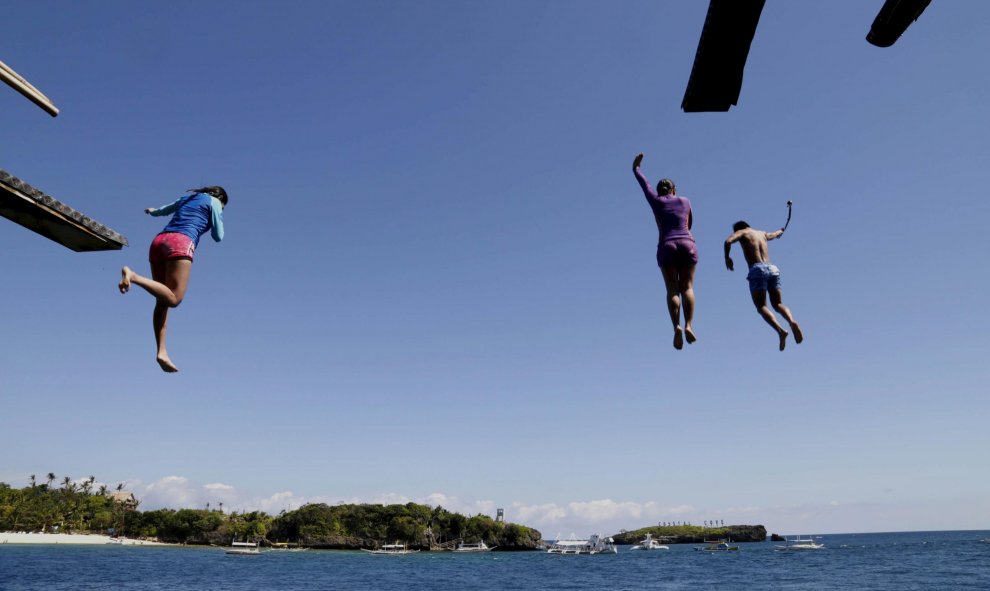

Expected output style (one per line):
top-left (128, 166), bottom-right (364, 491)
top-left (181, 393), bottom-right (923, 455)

top-left (681, 0), bottom-right (766, 113)
top-left (0, 169), bottom-right (128, 252)
top-left (866, 0), bottom-right (932, 47)
top-left (0, 60), bottom-right (58, 117)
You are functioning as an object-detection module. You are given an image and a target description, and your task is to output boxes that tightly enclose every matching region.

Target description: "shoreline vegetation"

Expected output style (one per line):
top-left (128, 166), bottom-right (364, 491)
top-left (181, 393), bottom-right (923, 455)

top-left (0, 478), bottom-right (542, 550)
top-left (2, 478), bottom-right (769, 550)
top-left (612, 525), bottom-right (768, 545)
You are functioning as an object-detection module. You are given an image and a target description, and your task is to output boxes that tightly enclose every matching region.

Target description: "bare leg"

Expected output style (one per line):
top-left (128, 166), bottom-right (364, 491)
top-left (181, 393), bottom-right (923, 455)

top-left (120, 259), bottom-right (191, 372)
top-left (661, 265), bottom-right (683, 350)
top-left (751, 290), bottom-right (788, 351)
top-left (770, 289), bottom-right (802, 344)
top-left (120, 265), bottom-right (186, 307)
top-left (678, 264), bottom-right (697, 344)
top-left (152, 301), bottom-right (177, 372)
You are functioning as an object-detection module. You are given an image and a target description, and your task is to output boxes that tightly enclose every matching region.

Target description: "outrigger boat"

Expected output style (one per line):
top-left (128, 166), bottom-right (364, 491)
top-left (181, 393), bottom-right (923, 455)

top-left (361, 542), bottom-right (419, 555)
top-left (775, 536), bottom-right (824, 551)
top-left (630, 533), bottom-right (669, 550)
top-left (547, 534), bottom-right (617, 555)
top-left (453, 540), bottom-right (496, 552)
top-left (225, 539), bottom-right (262, 556)
top-left (694, 539), bottom-right (739, 552)
top-left (270, 541), bottom-right (309, 552)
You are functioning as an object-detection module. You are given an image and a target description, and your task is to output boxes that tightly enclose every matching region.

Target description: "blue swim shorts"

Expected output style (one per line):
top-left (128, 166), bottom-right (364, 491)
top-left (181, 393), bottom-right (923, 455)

top-left (747, 262), bottom-right (781, 293)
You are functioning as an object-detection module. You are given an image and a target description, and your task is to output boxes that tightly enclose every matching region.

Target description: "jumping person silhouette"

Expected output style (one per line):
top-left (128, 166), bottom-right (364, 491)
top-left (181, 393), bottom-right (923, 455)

top-left (118, 186), bottom-right (227, 372)
top-left (724, 220), bottom-right (803, 351)
top-left (632, 153), bottom-right (697, 349)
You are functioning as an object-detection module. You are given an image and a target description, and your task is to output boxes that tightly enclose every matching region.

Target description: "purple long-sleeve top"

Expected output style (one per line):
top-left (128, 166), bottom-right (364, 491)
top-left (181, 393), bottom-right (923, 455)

top-left (634, 166), bottom-right (694, 244)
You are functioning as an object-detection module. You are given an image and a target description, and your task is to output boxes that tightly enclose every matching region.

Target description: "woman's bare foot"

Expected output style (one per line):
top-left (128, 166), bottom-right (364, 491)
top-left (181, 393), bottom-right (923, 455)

top-left (685, 326), bottom-right (697, 344)
top-left (119, 266), bottom-right (132, 294)
top-left (778, 329), bottom-right (789, 351)
top-left (673, 326), bottom-right (684, 350)
top-left (791, 322), bottom-right (803, 344)
top-left (157, 353), bottom-right (179, 373)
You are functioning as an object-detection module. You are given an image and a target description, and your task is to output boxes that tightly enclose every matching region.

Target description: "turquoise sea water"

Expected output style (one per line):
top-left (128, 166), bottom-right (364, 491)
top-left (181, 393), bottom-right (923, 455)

top-left (1, 531), bottom-right (988, 590)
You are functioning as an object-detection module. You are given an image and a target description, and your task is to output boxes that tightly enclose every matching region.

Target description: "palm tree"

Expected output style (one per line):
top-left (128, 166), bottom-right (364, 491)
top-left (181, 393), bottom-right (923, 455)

top-left (29, 474), bottom-right (36, 488)
top-left (46, 473), bottom-right (56, 488)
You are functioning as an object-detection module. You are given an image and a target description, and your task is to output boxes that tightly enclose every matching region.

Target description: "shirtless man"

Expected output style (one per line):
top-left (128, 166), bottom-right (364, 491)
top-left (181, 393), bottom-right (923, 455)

top-left (724, 221), bottom-right (803, 351)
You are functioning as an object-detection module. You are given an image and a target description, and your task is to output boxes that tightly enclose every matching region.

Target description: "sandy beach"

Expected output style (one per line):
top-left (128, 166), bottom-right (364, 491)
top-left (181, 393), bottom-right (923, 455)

top-left (0, 532), bottom-right (169, 546)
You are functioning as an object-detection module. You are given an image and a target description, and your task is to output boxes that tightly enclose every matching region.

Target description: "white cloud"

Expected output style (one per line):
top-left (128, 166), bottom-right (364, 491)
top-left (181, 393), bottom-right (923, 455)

top-left (254, 491), bottom-right (308, 513)
top-left (724, 506), bottom-right (762, 514)
top-left (117, 476), bottom-right (990, 536)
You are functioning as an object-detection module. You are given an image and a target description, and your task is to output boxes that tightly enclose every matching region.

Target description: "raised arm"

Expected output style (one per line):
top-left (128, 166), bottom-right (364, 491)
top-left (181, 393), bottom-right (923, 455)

top-left (632, 153), bottom-right (657, 201)
top-left (724, 231), bottom-right (743, 271)
top-left (766, 229), bottom-right (784, 241)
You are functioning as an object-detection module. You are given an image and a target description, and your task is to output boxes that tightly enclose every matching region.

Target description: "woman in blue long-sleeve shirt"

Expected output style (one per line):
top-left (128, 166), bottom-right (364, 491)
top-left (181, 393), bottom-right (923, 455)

top-left (119, 186), bottom-right (228, 372)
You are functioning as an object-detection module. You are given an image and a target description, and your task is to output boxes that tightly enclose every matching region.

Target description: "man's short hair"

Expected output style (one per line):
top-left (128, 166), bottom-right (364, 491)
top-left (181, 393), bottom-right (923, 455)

top-left (733, 220), bottom-right (750, 232)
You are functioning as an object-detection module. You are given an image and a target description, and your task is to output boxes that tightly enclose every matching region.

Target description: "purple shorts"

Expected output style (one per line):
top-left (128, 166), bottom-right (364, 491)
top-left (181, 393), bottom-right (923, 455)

top-left (656, 238), bottom-right (698, 268)
top-left (149, 232), bottom-right (195, 263)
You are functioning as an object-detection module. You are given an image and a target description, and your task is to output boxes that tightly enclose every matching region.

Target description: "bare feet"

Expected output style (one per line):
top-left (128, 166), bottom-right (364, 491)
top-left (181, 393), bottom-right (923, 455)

top-left (157, 354), bottom-right (179, 373)
top-left (778, 329), bottom-right (789, 352)
top-left (673, 326), bottom-right (684, 350)
top-left (685, 326), bottom-right (697, 344)
top-left (791, 322), bottom-right (803, 344)
top-left (118, 266), bottom-right (132, 294)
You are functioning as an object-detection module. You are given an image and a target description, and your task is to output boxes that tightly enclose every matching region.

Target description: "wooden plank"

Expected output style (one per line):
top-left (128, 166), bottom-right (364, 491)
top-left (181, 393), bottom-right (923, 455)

top-left (0, 60), bottom-right (59, 117)
top-left (866, 0), bottom-right (932, 48)
top-left (0, 169), bottom-right (127, 252)
top-left (681, 0), bottom-right (766, 113)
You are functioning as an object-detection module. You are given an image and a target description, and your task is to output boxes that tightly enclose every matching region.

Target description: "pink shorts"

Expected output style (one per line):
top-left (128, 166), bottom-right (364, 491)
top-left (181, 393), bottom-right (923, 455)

top-left (149, 232), bottom-right (195, 263)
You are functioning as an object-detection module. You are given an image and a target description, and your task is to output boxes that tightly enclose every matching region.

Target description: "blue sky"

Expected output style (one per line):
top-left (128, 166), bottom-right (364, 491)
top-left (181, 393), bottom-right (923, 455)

top-left (2, 1), bottom-right (989, 536)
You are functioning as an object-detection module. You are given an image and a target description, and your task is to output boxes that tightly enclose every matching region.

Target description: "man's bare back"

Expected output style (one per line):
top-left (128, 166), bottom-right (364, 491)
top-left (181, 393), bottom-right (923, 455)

top-left (724, 227), bottom-right (782, 270)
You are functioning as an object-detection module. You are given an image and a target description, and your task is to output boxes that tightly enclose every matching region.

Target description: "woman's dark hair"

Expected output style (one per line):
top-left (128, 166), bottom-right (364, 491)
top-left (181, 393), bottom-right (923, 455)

top-left (189, 185), bottom-right (228, 206)
top-left (733, 220), bottom-right (750, 232)
top-left (656, 178), bottom-right (676, 196)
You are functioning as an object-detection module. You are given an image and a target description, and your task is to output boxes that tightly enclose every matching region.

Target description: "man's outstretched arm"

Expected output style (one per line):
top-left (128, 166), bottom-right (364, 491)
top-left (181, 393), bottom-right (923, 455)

top-left (766, 229), bottom-right (784, 241)
top-left (724, 231), bottom-right (742, 271)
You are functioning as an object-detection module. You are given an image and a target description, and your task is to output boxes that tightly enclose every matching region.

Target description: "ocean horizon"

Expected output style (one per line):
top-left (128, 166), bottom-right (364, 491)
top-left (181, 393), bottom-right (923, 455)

top-left (2, 529), bottom-right (987, 590)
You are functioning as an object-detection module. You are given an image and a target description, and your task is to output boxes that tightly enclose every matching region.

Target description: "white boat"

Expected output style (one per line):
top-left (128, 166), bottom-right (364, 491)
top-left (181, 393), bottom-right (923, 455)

top-left (225, 539), bottom-right (262, 556)
top-left (775, 536), bottom-right (825, 551)
top-left (361, 542), bottom-right (420, 555)
top-left (694, 539), bottom-right (739, 552)
top-left (453, 540), bottom-right (496, 552)
top-left (630, 533), bottom-right (669, 551)
top-left (547, 534), bottom-right (617, 555)
top-left (270, 542), bottom-right (308, 552)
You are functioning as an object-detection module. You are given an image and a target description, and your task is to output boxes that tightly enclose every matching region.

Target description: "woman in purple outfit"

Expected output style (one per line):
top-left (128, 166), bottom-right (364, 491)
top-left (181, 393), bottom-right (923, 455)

top-left (632, 153), bottom-right (697, 349)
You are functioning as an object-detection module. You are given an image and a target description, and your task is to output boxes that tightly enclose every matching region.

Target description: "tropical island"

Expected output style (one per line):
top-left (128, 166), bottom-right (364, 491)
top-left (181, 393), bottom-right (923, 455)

top-left (612, 524), bottom-right (767, 545)
top-left (0, 477), bottom-right (542, 550)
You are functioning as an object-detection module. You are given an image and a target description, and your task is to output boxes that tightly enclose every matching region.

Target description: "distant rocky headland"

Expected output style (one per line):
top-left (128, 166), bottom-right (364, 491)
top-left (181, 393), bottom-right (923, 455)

top-left (612, 524), bottom-right (767, 545)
